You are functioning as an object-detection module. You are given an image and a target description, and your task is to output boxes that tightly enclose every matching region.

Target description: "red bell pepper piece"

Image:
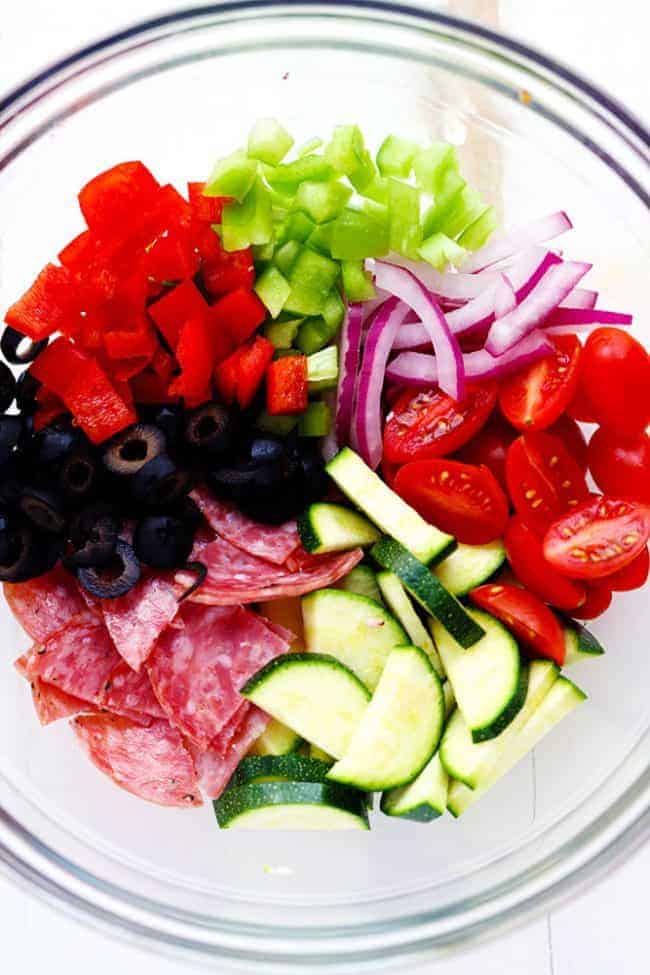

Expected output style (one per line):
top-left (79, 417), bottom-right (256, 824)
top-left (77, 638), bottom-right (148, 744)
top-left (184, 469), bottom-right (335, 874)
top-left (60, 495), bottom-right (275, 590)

top-left (266, 355), bottom-right (309, 416)
top-left (149, 279), bottom-right (210, 349)
top-left (131, 370), bottom-right (178, 405)
top-left (32, 386), bottom-right (66, 432)
top-left (168, 317), bottom-right (213, 407)
top-left (4, 264), bottom-right (87, 341)
top-left (104, 328), bottom-right (157, 360)
top-left (210, 287), bottom-right (266, 345)
top-left (214, 347), bottom-right (244, 406)
top-left (200, 238), bottom-right (255, 296)
top-left (151, 344), bottom-right (176, 381)
top-left (139, 185), bottom-right (199, 284)
top-left (188, 182), bottom-right (231, 223)
top-left (78, 161), bottom-right (159, 235)
top-left (236, 337), bottom-right (275, 409)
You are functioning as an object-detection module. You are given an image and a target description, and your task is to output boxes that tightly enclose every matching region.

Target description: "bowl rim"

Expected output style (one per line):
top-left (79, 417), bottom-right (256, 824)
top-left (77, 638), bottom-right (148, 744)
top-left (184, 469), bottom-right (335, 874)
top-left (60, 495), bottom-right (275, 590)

top-left (0, 2), bottom-right (649, 969)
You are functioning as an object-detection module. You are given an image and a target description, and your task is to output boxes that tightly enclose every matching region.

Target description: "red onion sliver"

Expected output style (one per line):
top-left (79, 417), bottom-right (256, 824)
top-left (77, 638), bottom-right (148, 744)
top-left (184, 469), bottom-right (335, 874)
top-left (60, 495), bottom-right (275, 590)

top-left (335, 304), bottom-right (364, 445)
top-left (485, 260), bottom-right (591, 356)
top-left (559, 288), bottom-right (598, 310)
top-left (374, 261), bottom-right (465, 401)
top-left (543, 307), bottom-right (633, 327)
top-left (353, 297), bottom-right (410, 468)
top-left (386, 331), bottom-right (554, 387)
top-left (493, 274), bottom-right (516, 318)
top-left (462, 211), bottom-right (573, 273)
top-left (368, 256), bottom-right (500, 302)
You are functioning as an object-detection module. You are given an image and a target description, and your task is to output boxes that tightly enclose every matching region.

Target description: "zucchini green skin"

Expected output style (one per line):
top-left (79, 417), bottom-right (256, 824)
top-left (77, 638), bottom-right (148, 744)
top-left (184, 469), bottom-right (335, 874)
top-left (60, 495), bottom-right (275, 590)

top-left (297, 502), bottom-right (380, 554)
top-left (213, 781), bottom-right (369, 829)
top-left (337, 564), bottom-right (384, 604)
top-left (433, 540), bottom-right (506, 597)
top-left (563, 619), bottom-right (606, 665)
top-left (227, 755), bottom-right (333, 790)
top-left (471, 662), bottom-right (529, 743)
top-left (241, 651), bottom-right (370, 698)
top-left (380, 799), bottom-right (443, 823)
top-left (371, 537), bottom-right (485, 648)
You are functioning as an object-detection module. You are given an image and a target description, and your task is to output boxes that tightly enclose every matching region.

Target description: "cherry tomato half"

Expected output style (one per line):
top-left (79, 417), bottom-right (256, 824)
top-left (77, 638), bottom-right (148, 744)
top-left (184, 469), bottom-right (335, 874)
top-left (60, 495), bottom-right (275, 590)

top-left (470, 583), bottom-right (565, 665)
top-left (394, 459), bottom-right (509, 544)
top-left (580, 328), bottom-right (650, 437)
top-left (383, 382), bottom-right (497, 464)
top-left (607, 547), bottom-right (649, 592)
top-left (504, 515), bottom-right (586, 611)
top-left (547, 414), bottom-right (588, 472)
top-left (499, 335), bottom-right (582, 431)
top-left (505, 431), bottom-right (590, 537)
top-left (455, 412), bottom-right (517, 491)
top-left (543, 496), bottom-right (650, 580)
top-left (567, 381), bottom-right (599, 424)
top-left (587, 428), bottom-right (650, 505)
top-left (570, 582), bottom-right (612, 620)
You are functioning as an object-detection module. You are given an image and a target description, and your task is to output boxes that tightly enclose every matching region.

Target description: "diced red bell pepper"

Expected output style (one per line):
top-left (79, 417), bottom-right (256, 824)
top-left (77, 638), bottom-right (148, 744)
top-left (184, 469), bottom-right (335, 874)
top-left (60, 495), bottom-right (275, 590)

top-left (151, 344), bottom-right (176, 381)
top-left (209, 288), bottom-right (266, 345)
top-left (236, 337), bottom-right (275, 409)
top-left (139, 184), bottom-right (199, 284)
top-left (168, 317), bottom-right (213, 407)
top-left (201, 240), bottom-right (255, 296)
top-left (104, 327), bottom-right (158, 360)
top-left (78, 161), bottom-right (160, 235)
top-left (148, 279), bottom-right (210, 349)
top-left (188, 182), bottom-right (231, 223)
top-left (131, 370), bottom-right (179, 405)
top-left (110, 357), bottom-right (153, 382)
top-left (214, 347), bottom-right (244, 406)
top-left (266, 355), bottom-right (309, 416)
top-left (32, 386), bottom-right (66, 432)
top-left (4, 264), bottom-right (87, 341)
top-left (58, 230), bottom-right (122, 301)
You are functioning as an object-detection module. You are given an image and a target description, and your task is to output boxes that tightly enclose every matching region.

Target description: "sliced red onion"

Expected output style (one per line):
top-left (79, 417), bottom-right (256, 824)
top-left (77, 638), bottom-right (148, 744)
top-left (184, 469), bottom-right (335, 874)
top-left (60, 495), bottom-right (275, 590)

top-left (369, 255), bottom-right (500, 301)
top-left (462, 211), bottom-right (573, 273)
top-left (485, 260), bottom-right (591, 356)
top-left (335, 304), bottom-right (364, 445)
top-left (543, 307), bottom-right (633, 327)
top-left (559, 288), bottom-right (598, 310)
top-left (353, 297), bottom-right (410, 468)
top-left (374, 261), bottom-right (465, 401)
top-left (493, 274), bottom-right (516, 318)
top-left (386, 330), bottom-right (554, 387)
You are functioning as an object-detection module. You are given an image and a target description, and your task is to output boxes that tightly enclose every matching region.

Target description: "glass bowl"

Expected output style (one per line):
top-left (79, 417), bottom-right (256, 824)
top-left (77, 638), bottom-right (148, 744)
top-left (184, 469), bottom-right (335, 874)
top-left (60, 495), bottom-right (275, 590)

top-left (0, 3), bottom-right (648, 971)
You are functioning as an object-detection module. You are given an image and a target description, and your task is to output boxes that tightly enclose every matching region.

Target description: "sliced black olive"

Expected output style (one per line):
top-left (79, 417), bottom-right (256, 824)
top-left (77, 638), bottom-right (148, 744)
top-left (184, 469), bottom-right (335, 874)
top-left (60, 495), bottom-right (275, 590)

top-left (1, 327), bottom-right (48, 365)
top-left (19, 486), bottom-right (67, 534)
top-left (208, 461), bottom-right (283, 503)
top-left (176, 561), bottom-right (207, 602)
top-left (77, 539), bottom-right (141, 599)
top-left (248, 437), bottom-right (285, 465)
top-left (65, 504), bottom-right (119, 569)
top-left (0, 415), bottom-right (24, 466)
top-left (59, 450), bottom-right (98, 503)
top-left (0, 510), bottom-right (12, 564)
top-left (297, 448), bottom-right (329, 503)
top-left (131, 454), bottom-right (191, 507)
top-left (134, 515), bottom-right (194, 569)
top-left (0, 363), bottom-right (16, 412)
top-left (140, 404), bottom-right (184, 447)
top-left (14, 371), bottom-right (41, 414)
top-left (28, 418), bottom-right (80, 467)
top-left (184, 403), bottom-right (234, 457)
top-left (0, 518), bottom-right (62, 582)
top-left (103, 423), bottom-right (166, 476)
top-left (0, 456), bottom-right (25, 507)
top-left (171, 495), bottom-right (204, 532)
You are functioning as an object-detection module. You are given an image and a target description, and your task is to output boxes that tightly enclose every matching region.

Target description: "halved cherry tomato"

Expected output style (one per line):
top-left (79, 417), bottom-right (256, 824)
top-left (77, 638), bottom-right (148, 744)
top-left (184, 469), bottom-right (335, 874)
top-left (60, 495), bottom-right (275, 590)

top-left (607, 547), bottom-right (649, 592)
top-left (505, 432), bottom-right (589, 537)
top-left (580, 328), bottom-right (650, 437)
top-left (567, 382), bottom-right (598, 423)
top-left (394, 459), bottom-right (508, 544)
top-left (547, 414), bottom-right (588, 471)
top-left (570, 582), bottom-right (612, 620)
top-left (455, 412), bottom-right (517, 491)
top-left (543, 497), bottom-right (650, 580)
top-left (499, 335), bottom-right (582, 431)
top-left (381, 459), bottom-right (400, 489)
top-left (504, 515), bottom-right (586, 611)
top-left (469, 583), bottom-right (565, 665)
top-left (587, 428), bottom-right (650, 505)
top-left (383, 382), bottom-right (497, 464)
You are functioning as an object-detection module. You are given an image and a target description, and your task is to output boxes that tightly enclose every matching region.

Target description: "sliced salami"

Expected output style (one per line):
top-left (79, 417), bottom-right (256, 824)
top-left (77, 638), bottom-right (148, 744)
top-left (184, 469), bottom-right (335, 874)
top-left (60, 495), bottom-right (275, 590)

top-left (98, 660), bottom-right (166, 721)
top-left (31, 680), bottom-right (93, 726)
top-left (30, 612), bottom-right (121, 702)
top-left (147, 603), bottom-right (291, 748)
top-left (190, 486), bottom-right (300, 566)
top-left (4, 567), bottom-right (87, 643)
top-left (188, 704), bottom-right (270, 799)
top-left (101, 575), bottom-right (179, 672)
top-left (73, 714), bottom-right (202, 807)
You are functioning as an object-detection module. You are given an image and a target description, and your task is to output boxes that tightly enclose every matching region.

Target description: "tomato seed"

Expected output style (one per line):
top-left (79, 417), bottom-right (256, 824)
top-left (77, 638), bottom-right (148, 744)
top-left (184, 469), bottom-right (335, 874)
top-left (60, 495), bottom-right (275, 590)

top-left (571, 548), bottom-right (588, 560)
top-left (623, 533), bottom-right (639, 546)
top-left (525, 489), bottom-right (536, 499)
top-left (549, 456), bottom-right (559, 467)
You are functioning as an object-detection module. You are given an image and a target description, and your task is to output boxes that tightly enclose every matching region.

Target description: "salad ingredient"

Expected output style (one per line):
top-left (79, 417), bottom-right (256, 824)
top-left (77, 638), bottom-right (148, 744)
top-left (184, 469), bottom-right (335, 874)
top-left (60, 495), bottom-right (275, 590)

top-left (543, 497), bottom-right (650, 580)
top-left (184, 403), bottom-right (234, 458)
top-left (326, 448), bottom-right (455, 565)
top-left (337, 564), bottom-right (383, 603)
top-left (102, 423), bottom-right (165, 476)
top-left (0, 363), bottom-right (15, 413)
top-left (328, 644), bottom-right (444, 790)
top-left (187, 704), bottom-right (272, 800)
top-left (133, 516), bottom-right (194, 569)
top-left (383, 383), bottom-right (497, 464)
top-left (394, 459), bottom-right (508, 544)
top-left (302, 588), bottom-right (407, 690)
top-left (242, 653), bottom-right (371, 759)
top-left (461, 210), bottom-right (572, 273)
top-left (433, 540), bottom-right (506, 596)
top-left (469, 584), bottom-right (565, 665)
top-left (248, 721), bottom-right (303, 757)
top-left (370, 537), bottom-right (485, 648)
top-left (29, 612), bottom-right (120, 701)
top-left (3, 565), bottom-right (85, 643)
top-left (499, 335), bottom-right (582, 431)
top-left (579, 328), bottom-right (650, 436)
top-left (131, 455), bottom-right (190, 508)
top-left (380, 752), bottom-right (448, 822)
top-left (504, 515), bottom-right (586, 611)
top-left (213, 781), bottom-right (369, 830)
top-left (335, 304), bottom-right (364, 444)
top-left (77, 540), bottom-right (141, 599)
top-left (546, 414), bottom-right (588, 472)
top-left (431, 608), bottom-right (526, 742)
top-left (454, 413), bottom-right (516, 490)
top-left (0, 326), bottom-right (47, 365)
top-left (19, 487), bottom-right (66, 535)
top-left (376, 571), bottom-right (443, 675)
top-left (563, 620), bottom-right (605, 666)
top-left (266, 355), bottom-right (309, 415)
top-left (505, 431), bottom-right (589, 537)
top-left (607, 547), bottom-right (649, 592)
top-left (99, 660), bottom-right (165, 721)
top-left (570, 582), bottom-right (612, 619)
top-left (376, 135), bottom-right (419, 178)
top-left (298, 503), bottom-right (379, 554)
top-left (587, 428), bottom-right (650, 504)
top-left (247, 118), bottom-right (294, 165)
top-left (228, 754), bottom-right (332, 788)
top-left (0, 519), bottom-right (61, 583)
top-left (190, 487), bottom-right (300, 565)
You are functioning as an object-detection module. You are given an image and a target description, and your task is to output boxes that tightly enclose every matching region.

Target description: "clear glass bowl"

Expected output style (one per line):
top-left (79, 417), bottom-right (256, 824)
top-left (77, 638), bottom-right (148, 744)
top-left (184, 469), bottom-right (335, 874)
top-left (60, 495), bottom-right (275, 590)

top-left (0, 3), bottom-right (648, 971)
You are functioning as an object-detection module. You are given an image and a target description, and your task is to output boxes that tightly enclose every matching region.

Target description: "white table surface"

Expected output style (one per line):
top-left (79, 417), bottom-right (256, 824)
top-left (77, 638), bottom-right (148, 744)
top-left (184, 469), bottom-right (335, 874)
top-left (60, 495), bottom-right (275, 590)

top-left (0, 2), bottom-right (647, 972)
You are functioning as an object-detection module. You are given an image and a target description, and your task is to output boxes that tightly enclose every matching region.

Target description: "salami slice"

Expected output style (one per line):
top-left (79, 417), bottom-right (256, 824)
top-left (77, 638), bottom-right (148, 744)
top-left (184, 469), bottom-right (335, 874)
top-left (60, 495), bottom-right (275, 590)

top-left (147, 603), bottom-right (291, 748)
top-left (30, 612), bottom-right (121, 702)
top-left (188, 704), bottom-right (270, 799)
top-left (176, 538), bottom-right (363, 605)
top-left (15, 648), bottom-right (96, 725)
top-left (73, 714), bottom-right (202, 807)
top-left (190, 486), bottom-right (300, 566)
top-left (98, 660), bottom-right (166, 721)
top-left (101, 575), bottom-right (179, 672)
top-left (4, 567), bottom-right (87, 643)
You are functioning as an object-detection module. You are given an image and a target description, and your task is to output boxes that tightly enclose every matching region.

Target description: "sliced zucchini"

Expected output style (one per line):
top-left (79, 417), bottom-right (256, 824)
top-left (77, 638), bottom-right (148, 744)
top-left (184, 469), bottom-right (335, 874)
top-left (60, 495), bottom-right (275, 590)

top-left (447, 675), bottom-right (586, 817)
top-left (310, 744), bottom-right (333, 762)
top-left (563, 620), bottom-right (605, 667)
top-left (214, 781), bottom-right (369, 830)
top-left (302, 588), bottom-right (407, 690)
top-left (337, 564), bottom-right (384, 604)
top-left (434, 540), bottom-right (506, 596)
top-left (241, 653), bottom-right (370, 759)
top-left (442, 679), bottom-right (456, 718)
top-left (377, 570), bottom-right (444, 676)
top-left (371, 537), bottom-right (485, 648)
top-left (248, 718), bottom-right (303, 757)
top-left (381, 752), bottom-right (448, 822)
top-left (259, 596), bottom-right (304, 650)
top-left (298, 502), bottom-right (380, 554)
top-left (326, 448), bottom-right (455, 564)
top-left (328, 645), bottom-right (444, 790)
top-left (439, 659), bottom-right (559, 788)
top-left (431, 608), bottom-right (526, 742)
top-left (229, 754), bottom-right (332, 789)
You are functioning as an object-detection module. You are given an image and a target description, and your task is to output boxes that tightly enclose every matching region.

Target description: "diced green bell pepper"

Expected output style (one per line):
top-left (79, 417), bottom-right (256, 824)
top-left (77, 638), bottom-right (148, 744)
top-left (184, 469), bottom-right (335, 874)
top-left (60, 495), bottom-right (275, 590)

top-left (295, 316), bottom-right (337, 355)
top-left (254, 265), bottom-right (291, 318)
top-left (307, 346), bottom-right (338, 391)
top-left (443, 186), bottom-right (486, 239)
top-left (341, 260), bottom-right (376, 302)
top-left (253, 241), bottom-right (275, 264)
top-left (421, 171), bottom-right (467, 237)
top-left (458, 206), bottom-right (498, 250)
top-left (294, 180), bottom-right (352, 223)
top-left (324, 125), bottom-right (376, 191)
top-left (284, 249), bottom-right (340, 316)
top-left (266, 155), bottom-right (334, 193)
top-left (418, 232), bottom-right (467, 270)
top-left (321, 289), bottom-right (346, 331)
top-left (247, 118), bottom-right (294, 165)
top-left (297, 137), bottom-right (324, 157)
top-left (273, 239), bottom-right (302, 276)
top-left (388, 178), bottom-right (421, 259)
top-left (376, 135), bottom-right (420, 178)
top-left (222, 179), bottom-right (273, 251)
top-left (205, 149), bottom-right (257, 202)
top-left (275, 211), bottom-right (316, 246)
top-left (329, 208), bottom-right (390, 260)
top-left (256, 411), bottom-right (299, 436)
top-left (305, 224), bottom-right (334, 256)
top-left (298, 400), bottom-right (332, 437)
top-left (264, 316), bottom-right (303, 349)
top-left (413, 142), bottom-right (460, 196)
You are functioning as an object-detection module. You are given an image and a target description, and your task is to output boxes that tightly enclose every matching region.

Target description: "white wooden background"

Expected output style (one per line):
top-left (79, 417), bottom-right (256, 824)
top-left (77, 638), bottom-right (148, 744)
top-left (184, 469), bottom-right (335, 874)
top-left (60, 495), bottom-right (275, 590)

top-left (0, 2), bottom-right (647, 972)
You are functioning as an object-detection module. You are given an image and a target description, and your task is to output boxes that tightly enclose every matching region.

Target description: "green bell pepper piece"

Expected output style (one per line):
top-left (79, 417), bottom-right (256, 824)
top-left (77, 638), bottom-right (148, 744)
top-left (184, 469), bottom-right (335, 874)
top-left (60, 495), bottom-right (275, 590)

top-left (443, 186), bottom-right (486, 239)
top-left (307, 346), bottom-right (338, 391)
top-left (256, 411), bottom-right (299, 436)
top-left (418, 232), bottom-right (467, 270)
top-left (294, 180), bottom-right (352, 224)
top-left (376, 135), bottom-right (420, 178)
top-left (295, 317), bottom-right (337, 355)
top-left (321, 290), bottom-right (346, 331)
top-left (458, 206), bottom-right (498, 250)
top-left (222, 179), bottom-right (273, 251)
top-left (298, 401), bottom-right (332, 437)
top-left (413, 142), bottom-right (460, 196)
top-left (275, 211), bottom-right (315, 246)
top-left (329, 208), bottom-right (390, 260)
top-left (247, 118), bottom-right (294, 165)
top-left (284, 249), bottom-right (340, 316)
top-left (388, 178), bottom-right (422, 259)
top-left (205, 149), bottom-right (257, 202)
top-left (297, 137), bottom-right (324, 157)
top-left (254, 265), bottom-right (291, 318)
top-left (263, 317), bottom-right (304, 349)
top-left (273, 239), bottom-right (303, 276)
top-left (266, 155), bottom-right (334, 193)
top-left (341, 260), bottom-right (376, 302)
